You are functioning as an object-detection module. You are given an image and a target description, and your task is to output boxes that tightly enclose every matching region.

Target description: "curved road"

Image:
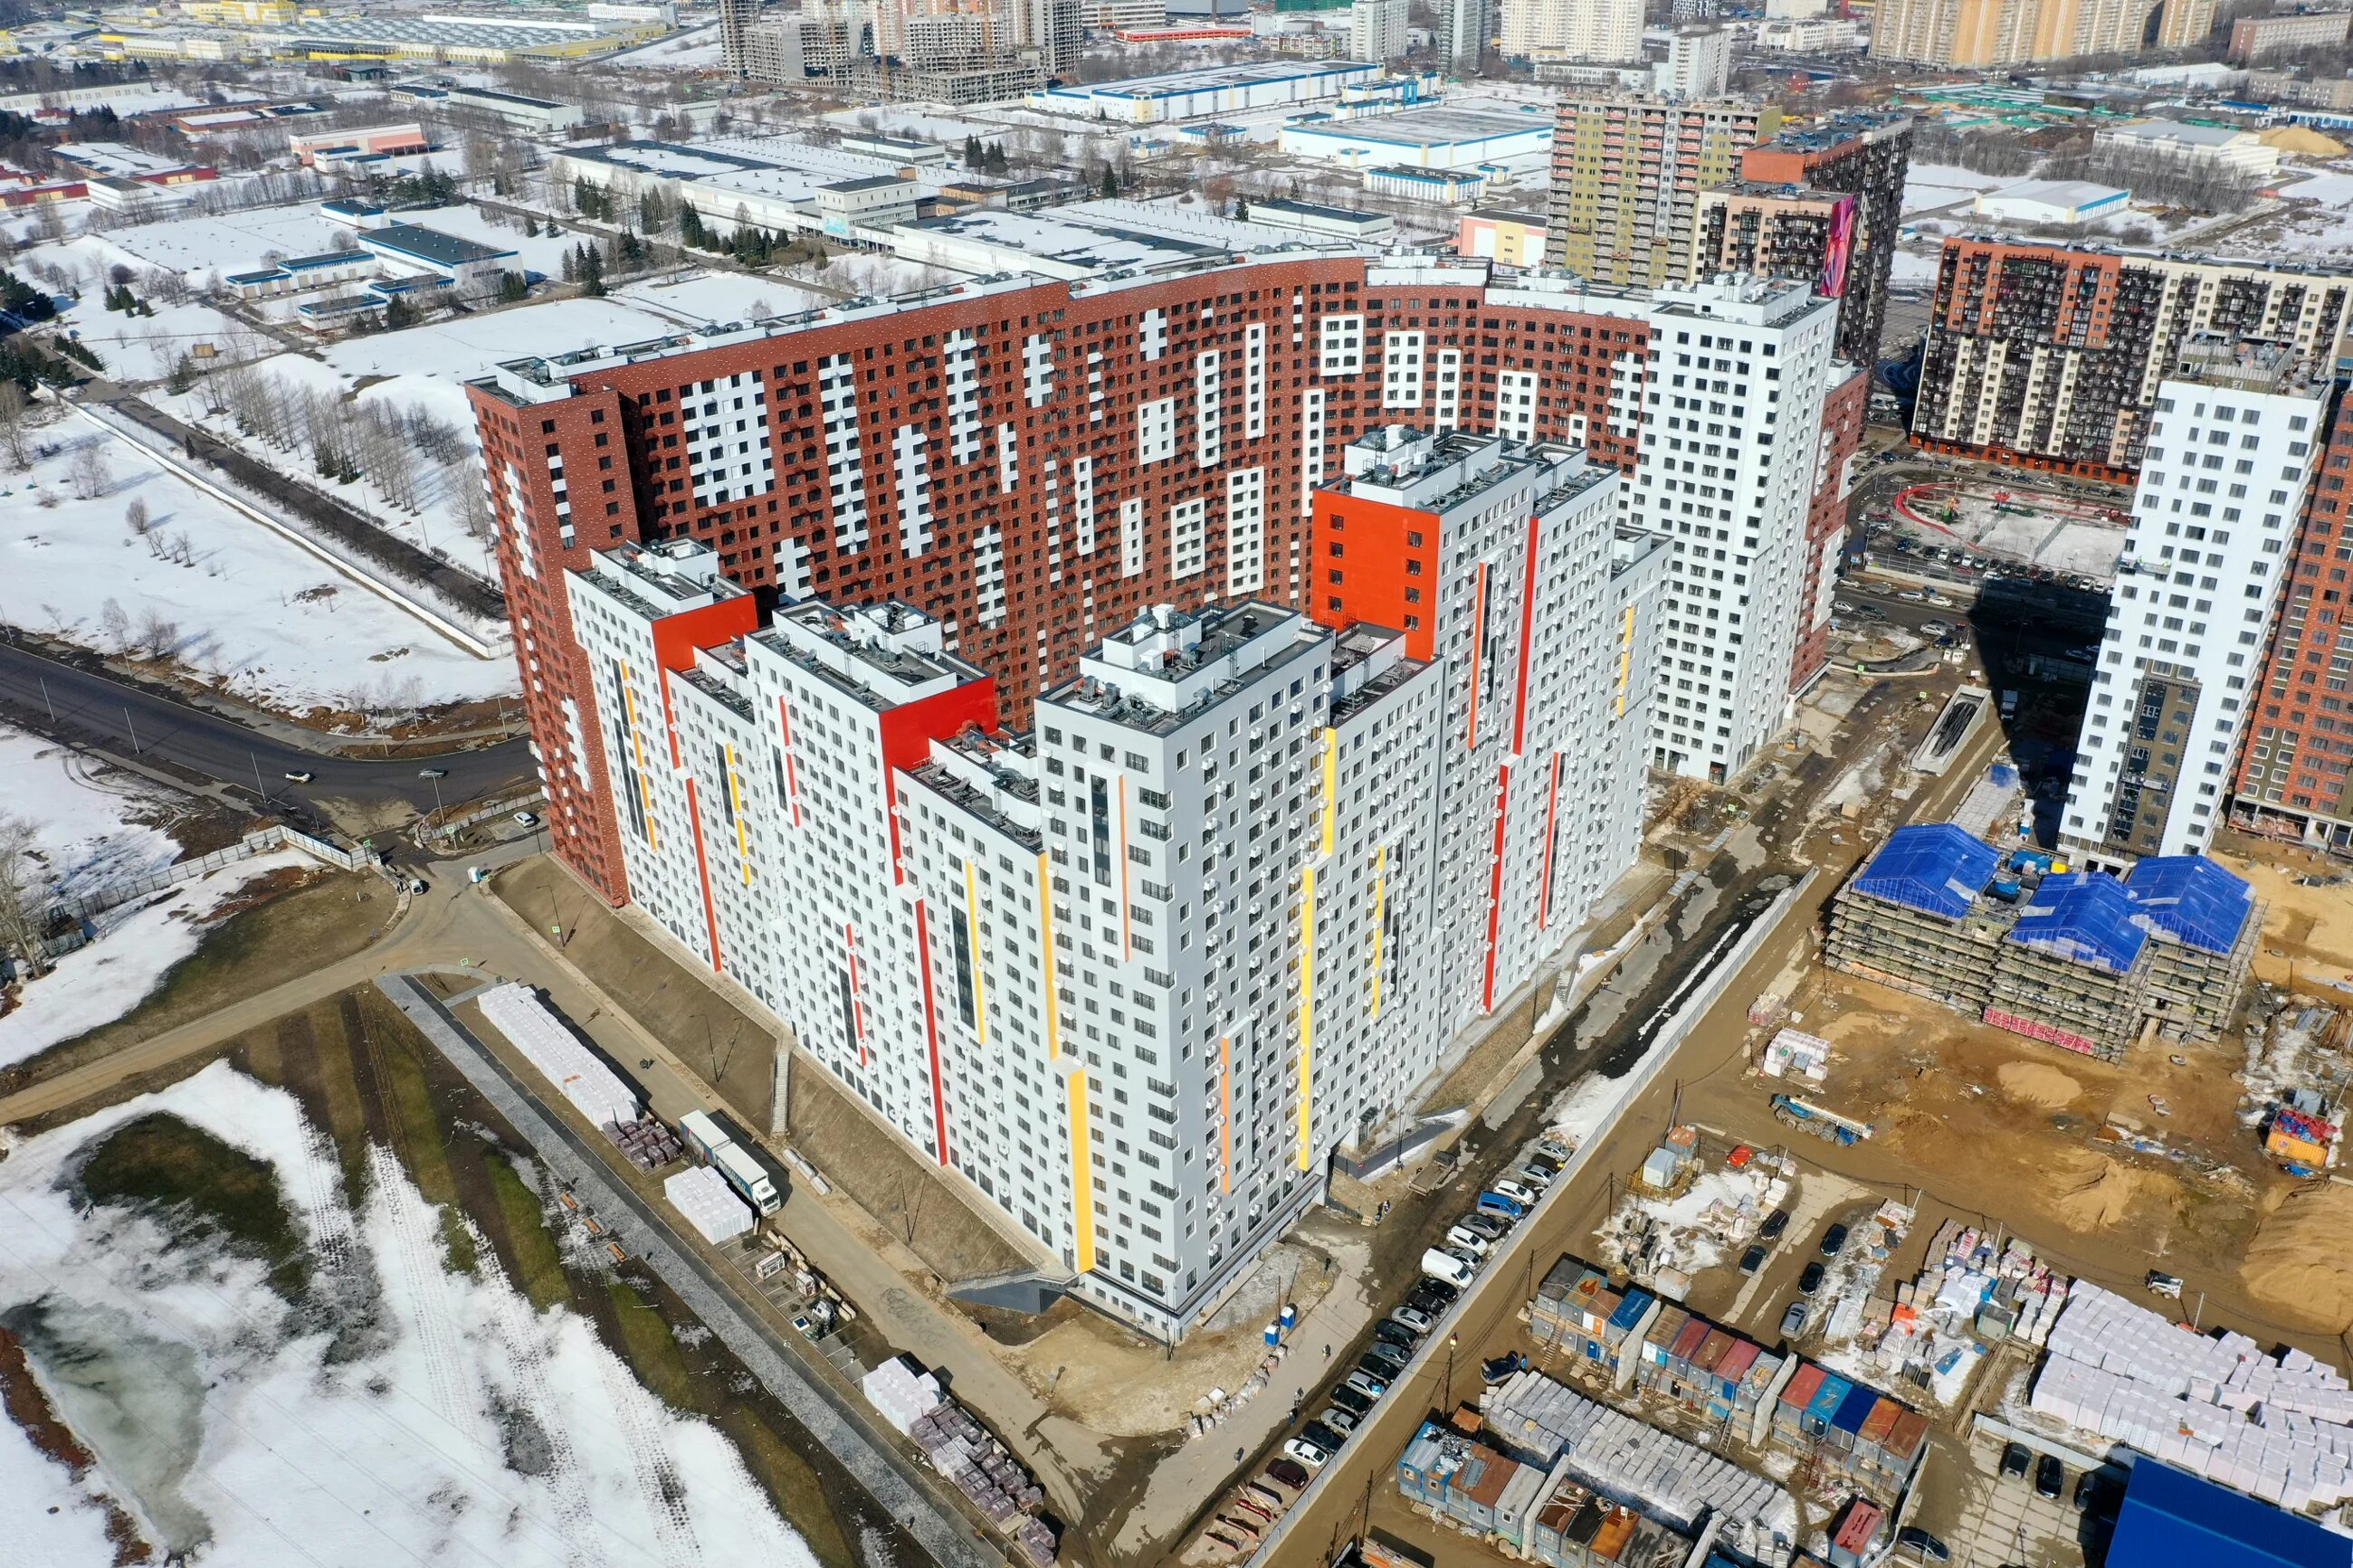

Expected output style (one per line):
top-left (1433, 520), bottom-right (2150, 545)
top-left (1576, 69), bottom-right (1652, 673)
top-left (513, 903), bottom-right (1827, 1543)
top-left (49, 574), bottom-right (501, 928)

top-left (0, 640), bottom-right (531, 817)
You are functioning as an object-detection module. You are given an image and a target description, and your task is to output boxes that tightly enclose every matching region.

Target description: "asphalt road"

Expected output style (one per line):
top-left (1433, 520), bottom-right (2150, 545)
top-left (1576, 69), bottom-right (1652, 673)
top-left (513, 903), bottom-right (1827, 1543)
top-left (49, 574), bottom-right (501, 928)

top-left (0, 638), bottom-right (531, 821)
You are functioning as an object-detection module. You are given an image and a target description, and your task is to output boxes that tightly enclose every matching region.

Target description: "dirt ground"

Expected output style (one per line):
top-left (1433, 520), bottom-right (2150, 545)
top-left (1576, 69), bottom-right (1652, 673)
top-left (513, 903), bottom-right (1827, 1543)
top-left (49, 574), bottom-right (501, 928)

top-left (2208, 839), bottom-right (2353, 989)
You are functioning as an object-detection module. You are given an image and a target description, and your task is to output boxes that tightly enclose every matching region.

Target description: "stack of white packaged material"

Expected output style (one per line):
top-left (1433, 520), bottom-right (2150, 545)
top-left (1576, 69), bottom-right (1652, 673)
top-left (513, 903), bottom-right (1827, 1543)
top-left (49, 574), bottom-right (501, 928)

top-left (2028, 1282), bottom-right (2353, 1512)
top-left (1761, 1029), bottom-right (1832, 1082)
top-left (478, 983), bottom-right (642, 1128)
top-left (862, 1354), bottom-right (945, 1436)
top-left (663, 1165), bottom-right (753, 1244)
top-left (1483, 1369), bottom-right (1798, 1562)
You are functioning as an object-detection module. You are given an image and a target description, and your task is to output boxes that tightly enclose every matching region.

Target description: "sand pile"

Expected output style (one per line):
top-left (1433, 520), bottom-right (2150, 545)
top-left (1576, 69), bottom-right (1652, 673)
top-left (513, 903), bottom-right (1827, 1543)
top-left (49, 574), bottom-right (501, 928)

top-left (2048, 1151), bottom-right (2165, 1231)
top-left (2243, 1183), bottom-right (2353, 1332)
top-left (1997, 1061), bottom-right (2082, 1109)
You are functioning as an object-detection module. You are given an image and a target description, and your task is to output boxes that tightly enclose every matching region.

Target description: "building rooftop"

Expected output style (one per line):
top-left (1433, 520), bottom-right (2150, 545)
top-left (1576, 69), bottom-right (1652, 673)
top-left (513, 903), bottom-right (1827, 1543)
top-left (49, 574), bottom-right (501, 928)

top-left (2103, 118), bottom-right (2252, 146)
top-left (1252, 195), bottom-right (1387, 224)
top-left (1849, 823), bottom-right (2000, 919)
top-left (2123, 855), bottom-right (2254, 955)
top-left (2108, 1458), bottom-right (2353, 1568)
top-left (2011, 871), bottom-right (2147, 974)
top-left (361, 223), bottom-right (515, 268)
top-left (447, 85), bottom-right (570, 109)
top-left (1981, 177), bottom-right (2129, 207)
top-left (1038, 57), bottom-right (1375, 101)
top-left (1467, 206), bottom-right (1551, 226)
top-left (1288, 106), bottom-right (1550, 147)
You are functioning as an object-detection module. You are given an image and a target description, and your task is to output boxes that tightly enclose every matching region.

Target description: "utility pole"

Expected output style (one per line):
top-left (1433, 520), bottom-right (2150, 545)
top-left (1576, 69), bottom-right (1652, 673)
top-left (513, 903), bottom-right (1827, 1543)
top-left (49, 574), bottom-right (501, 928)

top-left (38, 675), bottom-right (53, 724)
top-left (251, 751), bottom-right (267, 802)
top-left (123, 705), bottom-right (139, 754)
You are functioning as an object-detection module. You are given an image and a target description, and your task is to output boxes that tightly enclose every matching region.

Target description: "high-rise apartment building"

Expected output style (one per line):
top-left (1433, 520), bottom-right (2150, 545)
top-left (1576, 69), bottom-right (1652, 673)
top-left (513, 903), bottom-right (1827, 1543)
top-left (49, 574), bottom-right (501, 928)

top-left (1872, 0), bottom-right (2214, 65)
top-left (1689, 113), bottom-right (1914, 368)
top-left (1352, 0), bottom-right (1410, 62)
top-left (2234, 391), bottom-right (2353, 851)
top-left (1500, 0), bottom-right (1642, 62)
top-left (1910, 237), bottom-right (2353, 480)
top-left (2062, 341), bottom-right (2327, 867)
top-left (550, 419), bottom-right (1664, 1336)
top-left (1438, 0), bottom-right (1495, 71)
top-left (1653, 26), bottom-right (1732, 97)
top-left (1547, 96), bottom-right (1779, 288)
top-left (2228, 8), bottom-right (2349, 62)
top-left (718, 0), bottom-right (764, 72)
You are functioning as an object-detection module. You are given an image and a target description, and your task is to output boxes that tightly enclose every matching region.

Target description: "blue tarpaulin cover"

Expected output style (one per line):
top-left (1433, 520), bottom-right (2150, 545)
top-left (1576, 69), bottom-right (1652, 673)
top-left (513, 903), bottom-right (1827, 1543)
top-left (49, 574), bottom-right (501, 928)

top-left (1850, 823), bottom-right (2001, 919)
top-left (2125, 855), bottom-right (2254, 955)
top-left (2010, 871), bottom-right (2146, 974)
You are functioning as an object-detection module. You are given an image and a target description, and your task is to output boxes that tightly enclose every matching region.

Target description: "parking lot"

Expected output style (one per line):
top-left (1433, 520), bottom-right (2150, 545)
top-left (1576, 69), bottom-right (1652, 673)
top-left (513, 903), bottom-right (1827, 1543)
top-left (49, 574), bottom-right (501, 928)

top-left (1939, 1423), bottom-right (2118, 1568)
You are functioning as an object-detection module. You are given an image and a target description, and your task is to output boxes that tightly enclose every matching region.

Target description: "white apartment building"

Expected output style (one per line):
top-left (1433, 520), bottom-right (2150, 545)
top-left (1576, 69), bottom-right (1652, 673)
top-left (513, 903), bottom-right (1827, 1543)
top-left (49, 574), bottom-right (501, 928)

top-left (560, 423), bottom-right (1665, 1338)
top-left (1500, 0), bottom-right (1641, 61)
top-left (1653, 27), bottom-right (1732, 97)
top-left (1352, 0), bottom-right (1411, 63)
top-left (2062, 342), bottom-right (2326, 868)
top-left (1623, 278), bottom-right (1840, 782)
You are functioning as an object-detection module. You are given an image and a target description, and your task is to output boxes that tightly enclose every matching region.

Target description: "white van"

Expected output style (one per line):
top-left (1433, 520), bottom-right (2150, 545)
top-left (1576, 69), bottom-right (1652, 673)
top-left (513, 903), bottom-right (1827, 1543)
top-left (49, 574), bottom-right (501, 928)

top-left (1421, 1247), bottom-right (1477, 1286)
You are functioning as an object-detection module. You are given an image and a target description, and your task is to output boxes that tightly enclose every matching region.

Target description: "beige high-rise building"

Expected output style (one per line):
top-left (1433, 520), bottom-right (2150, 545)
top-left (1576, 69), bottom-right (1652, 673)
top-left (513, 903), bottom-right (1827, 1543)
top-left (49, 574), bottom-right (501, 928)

top-left (1500, 0), bottom-right (1642, 62)
top-left (1546, 95), bottom-right (1777, 286)
top-left (1871, 0), bottom-right (2213, 65)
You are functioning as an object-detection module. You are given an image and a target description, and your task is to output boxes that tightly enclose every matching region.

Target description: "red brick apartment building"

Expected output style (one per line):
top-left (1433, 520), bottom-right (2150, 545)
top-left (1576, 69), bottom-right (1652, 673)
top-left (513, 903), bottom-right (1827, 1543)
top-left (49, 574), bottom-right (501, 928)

top-left (469, 254), bottom-right (1861, 906)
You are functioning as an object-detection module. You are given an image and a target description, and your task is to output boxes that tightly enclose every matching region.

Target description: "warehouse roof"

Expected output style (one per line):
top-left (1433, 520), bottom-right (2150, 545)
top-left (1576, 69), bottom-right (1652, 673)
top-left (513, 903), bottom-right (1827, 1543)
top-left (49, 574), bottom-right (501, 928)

top-left (2109, 1459), bottom-right (2353, 1568)
top-left (2125, 855), bottom-right (2254, 955)
top-left (361, 223), bottom-right (514, 267)
top-left (2011, 871), bottom-right (2146, 974)
top-left (1849, 823), bottom-right (1999, 919)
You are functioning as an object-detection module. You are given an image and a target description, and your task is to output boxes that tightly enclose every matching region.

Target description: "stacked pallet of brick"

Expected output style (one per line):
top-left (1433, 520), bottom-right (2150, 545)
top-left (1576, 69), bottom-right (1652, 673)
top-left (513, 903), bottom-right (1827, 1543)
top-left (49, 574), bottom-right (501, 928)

top-left (905, 1396), bottom-right (1054, 1559)
top-left (2029, 1283), bottom-right (2353, 1511)
top-left (1481, 1370), bottom-right (1799, 1565)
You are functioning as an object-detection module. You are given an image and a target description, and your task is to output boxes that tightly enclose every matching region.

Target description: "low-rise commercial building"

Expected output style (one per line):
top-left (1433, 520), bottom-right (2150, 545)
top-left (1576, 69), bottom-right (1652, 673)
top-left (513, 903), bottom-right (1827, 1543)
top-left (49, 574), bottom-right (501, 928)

top-left (1458, 207), bottom-right (1548, 267)
top-left (1243, 196), bottom-right (1394, 242)
top-left (288, 121), bottom-right (428, 166)
top-left (1030, 59), bottom-right (1382, 122)
top-left (443, 85), bottom-right (586, 135)
top-left (1280, 105), bottom-right (1552, 170)
top-left (2230, 8), bottom-right (2353, 64)
top-left (2094, 118), bottom-right (2281, 177)
top-left (1972, 177), bottom-right (2130, 225)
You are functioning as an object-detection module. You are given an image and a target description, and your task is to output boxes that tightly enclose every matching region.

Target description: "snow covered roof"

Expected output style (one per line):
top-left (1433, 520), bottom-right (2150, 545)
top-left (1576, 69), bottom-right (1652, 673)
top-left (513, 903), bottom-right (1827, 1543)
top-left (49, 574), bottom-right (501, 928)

top-left (1849, 822), bottom-right (2000, 919)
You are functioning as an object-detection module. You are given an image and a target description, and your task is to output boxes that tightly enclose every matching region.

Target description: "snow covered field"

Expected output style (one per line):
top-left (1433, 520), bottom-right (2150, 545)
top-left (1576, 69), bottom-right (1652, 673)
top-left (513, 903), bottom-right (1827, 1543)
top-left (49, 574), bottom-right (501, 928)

top-left (615, 271), bottom-right (833, 326)
top-left (0, 420), bottom-right (512, 711)
top-left (610, 21), bottom-right (726, 68)
top-left (0, 723), bottom-right (310, 1069)
top-left (0, 1062), bottom-right (823, 1568)
top-left (1900, 163), bottom-right (2004, 218)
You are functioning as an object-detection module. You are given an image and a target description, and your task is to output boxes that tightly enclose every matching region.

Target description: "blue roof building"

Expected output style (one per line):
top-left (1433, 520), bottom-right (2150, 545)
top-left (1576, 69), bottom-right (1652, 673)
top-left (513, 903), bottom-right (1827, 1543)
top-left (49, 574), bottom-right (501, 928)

top-left (2010, 872), bottom-right (2147, 973)
top-left (2110, 1459), bottom-right (2353, 1568)
top-left (1847, 823), bottom-right (2001, 919)
top-left (2126, 855), bottom-right (2255, 955)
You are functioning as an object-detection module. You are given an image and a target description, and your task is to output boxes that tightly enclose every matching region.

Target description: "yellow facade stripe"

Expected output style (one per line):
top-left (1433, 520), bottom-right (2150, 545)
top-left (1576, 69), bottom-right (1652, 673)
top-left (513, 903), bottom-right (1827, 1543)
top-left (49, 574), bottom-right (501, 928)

top-left (962, 859), bottom-right (987, 1049)
top-left (618, 660), bottom-right (658, 852)
top-left (1615, 604), bottom-right (1635, 717)
top-left (1297, 863), bottom-right (1316, 1172)
top-left (1369, 843), bottom-right (1387, 1021)
top-left (724, 743), bottom-right (752, 883)
top-left (1318, 727), bottom-right (1338, 857)
top-left (1035, 853), bottom-right (1061, 1061)
top-left (1065, 1066), bottom-right (1096, 1272)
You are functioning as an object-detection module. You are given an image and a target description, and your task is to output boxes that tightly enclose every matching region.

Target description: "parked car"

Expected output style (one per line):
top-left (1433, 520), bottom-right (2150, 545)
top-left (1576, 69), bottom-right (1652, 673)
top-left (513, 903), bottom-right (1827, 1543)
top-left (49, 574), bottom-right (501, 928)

top-left (1533, 1136), bottom-right (1575, 1162)
top-left (1492, 1179), bottom-right (1540, 1208)
top-left (1475, 1191), bottom-right (1526, 1221)
top-left (1421, 1247), bottom-right (1478, 1285)
top-left (2073, 1470), bottom-right (2103, 1514)
top-left (1328, 1383), bottom-right (1374, 1418)
top-left (1265, 1458), bottom-right (1311, 1490)
top-left (1896, 1526), bottom-right (1949, 1562)
top-left (512, 810), bottom-right (539, 827)
top-left (1361, 1345), bottom-right (1410, 1377)
top-left (1818, 1223), bottom-right (1850, 1257)
top-left (1300, 1421), bottom-right (1348, 1453)
top-left (1342, 1370), bottom-right (1388, 1402)
top-left (1798, 1261), bottom-right (1825, 1295)
top-left (2035, 1454), bottom-right (2064, 1501)
top-left (1739, 1245), bottom-right (1768, 1277)
top-left (2000, 1442), bottom-right (2031, 1481)
top-left (1525, 1153), bottom-right (1565, 1182)
top-left (1372, 1319), bottom-right (1418, 1350)
top-left (1389, 1306), bottom-right (1434, 1335)
top-left (1481, 1352), bottom-right (1527, 1385)
top-left (406, 879), bottom-right (428, 895)
top-left (1779, 1299), bottom-right (1809, 1338)
top-left (1444, 1224), bottom-right (1493, 1258)
top-left (1282, 1437), bottom-right (1330, 1471)
top-left (1407, 1278), bottom-right (1458, 1312)
top-left (1318, 1406), bottom-right (1360, 1437)
top-left (1759, 1208), bottom-right (1790, 1241)
top-left (1457, 1212), bottom-right (1509, 1241)
top-left (1513, 1163), bottom-right (1556, 1191)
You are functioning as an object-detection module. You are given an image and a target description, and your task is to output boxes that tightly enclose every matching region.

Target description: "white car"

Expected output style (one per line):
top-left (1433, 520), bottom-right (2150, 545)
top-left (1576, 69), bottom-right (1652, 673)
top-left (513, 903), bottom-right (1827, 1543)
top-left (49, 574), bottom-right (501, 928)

top-left (1443, 1224), bottom-right (1493, 1258)
top-left (1282, 1436), bottom-right (1330, 1471)
top-left (1388, 1306), bottom-right (1434, 1335)
top-left (512, 810), bottom-right (540, 827)
top-left (1493, 1179), bottom-right (1540, 1208)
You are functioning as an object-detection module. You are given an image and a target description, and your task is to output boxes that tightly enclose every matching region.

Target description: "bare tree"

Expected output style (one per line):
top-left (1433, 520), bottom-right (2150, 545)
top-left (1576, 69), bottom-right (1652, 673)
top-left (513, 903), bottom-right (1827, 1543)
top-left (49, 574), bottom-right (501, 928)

top-left (0, 813), bottom-right (52, 982)
top-left (67, 441), bottom-right (112, 500)
top-left (97, 596), bottom-right (129, 650)
top-left (0, 383), bottom-right (31, 472)
top-left (134, 607), bottom-right (180, 659)
top-left (123, 496), bottom-right (150, 535)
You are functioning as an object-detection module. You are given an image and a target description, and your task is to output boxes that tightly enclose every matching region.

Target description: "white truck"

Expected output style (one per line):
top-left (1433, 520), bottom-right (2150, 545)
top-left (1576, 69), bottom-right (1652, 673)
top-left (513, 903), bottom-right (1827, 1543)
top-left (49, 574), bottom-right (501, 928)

top-left (712, 1141), bottom-right (783, 1215)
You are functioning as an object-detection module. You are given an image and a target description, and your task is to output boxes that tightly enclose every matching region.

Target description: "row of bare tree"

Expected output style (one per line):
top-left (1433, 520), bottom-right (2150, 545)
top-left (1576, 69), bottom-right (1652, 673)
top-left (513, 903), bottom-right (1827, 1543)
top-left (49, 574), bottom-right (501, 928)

top-left (205, 361), bottom-right (489, 537)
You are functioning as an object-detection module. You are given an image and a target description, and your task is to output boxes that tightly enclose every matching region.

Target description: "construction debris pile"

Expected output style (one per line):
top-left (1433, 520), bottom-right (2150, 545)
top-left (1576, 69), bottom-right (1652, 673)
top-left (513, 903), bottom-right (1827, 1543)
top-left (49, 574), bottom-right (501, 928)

top-left (1482, 1369), bottom-right (1800, 1565)
top-left (2028, 1282), bottom-right (2353, 1514)
top-left (862, 1355), bottom-right (1057, 1566)
top-left (2241, 993), bottom-right (2347, 1175)
top-left (1836, 1217), bottom-right (2065, 1408)
top-left (1596, 1144), bottom-right (1794, 1299)
top-left (1805, 1200), bottom-right (1914, 1348)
